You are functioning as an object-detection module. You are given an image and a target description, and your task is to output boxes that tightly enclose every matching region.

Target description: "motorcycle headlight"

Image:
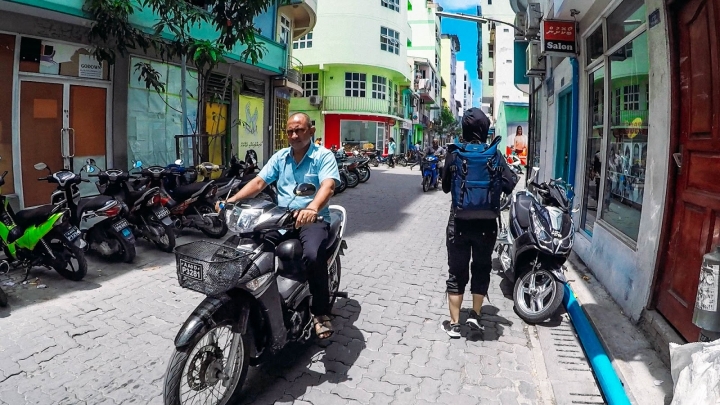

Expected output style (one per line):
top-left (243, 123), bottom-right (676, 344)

top-left (530, 208), bottom-right (553, 248)
top-left (226, 207), bottom-right (268, 233)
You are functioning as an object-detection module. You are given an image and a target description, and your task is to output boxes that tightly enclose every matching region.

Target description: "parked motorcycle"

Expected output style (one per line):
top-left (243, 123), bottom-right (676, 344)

top-left (0, 160), bottom-right (88, 282)
top-left (346, 152), bottom-right (371, 183)
top-left (88, 160), bottom-right (176, 253)
top-left (420, 155), bottom-right (440, 192)
top-left (495, 170), bottom-right (574, 323)
top-left (196, 155), bottom-right (278, 204)
top-left (36, 162), bottom-right (136, 263)
top-left (507, 153), bottom-right (524, 174)
top-left (162, 183), bottom-right (347, 405)
top-left (162, 161), bottom-right (228, 238)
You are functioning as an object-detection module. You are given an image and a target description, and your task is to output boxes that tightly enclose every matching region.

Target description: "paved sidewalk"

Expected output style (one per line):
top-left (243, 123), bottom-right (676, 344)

top-left (0, 167), bottom-right (556, 404)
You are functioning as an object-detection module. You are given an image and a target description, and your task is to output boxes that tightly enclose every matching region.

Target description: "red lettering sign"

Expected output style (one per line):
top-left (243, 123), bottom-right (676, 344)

top-left (543, 20), bottom-right (576, 42)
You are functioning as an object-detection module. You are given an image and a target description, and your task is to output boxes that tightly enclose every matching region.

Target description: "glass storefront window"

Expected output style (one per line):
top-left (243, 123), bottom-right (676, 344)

top-left (600, 31), bottom-right (649, 241)
top-left (586, 26), bottom-right (604, 66)
top-left (19, 38), bottom-right (109, 80)
top-left (606, 0), bottom-right (646, 51)
top-left (341, 120), bottom-right (379, 150)
top-left (581, 67), bottom-right (605, 235)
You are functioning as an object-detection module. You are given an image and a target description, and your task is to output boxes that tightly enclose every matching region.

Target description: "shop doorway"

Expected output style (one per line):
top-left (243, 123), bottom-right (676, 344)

top-left (655, 0), bottom-right (720, 341)
top-left (19, 78), bottom-right (109, 207)
top-left (554, 89), bottom-right (572, 181)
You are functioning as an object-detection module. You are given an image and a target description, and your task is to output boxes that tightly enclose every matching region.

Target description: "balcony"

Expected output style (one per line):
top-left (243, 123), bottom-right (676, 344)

top-left (324, 96), bottom-right (405, 117)
top-left (274, 55), bottom-right (303, 96)
top-left (279, 0), bottom-right (318, 41)
top-left (415, 79), bottom-right (436, 102)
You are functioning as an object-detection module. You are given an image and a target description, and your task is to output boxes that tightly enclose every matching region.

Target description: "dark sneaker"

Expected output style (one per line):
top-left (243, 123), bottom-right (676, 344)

top-left (442, 321), bottom-right (461, 338)
top-left (466, 310), bottom-right (484, 331)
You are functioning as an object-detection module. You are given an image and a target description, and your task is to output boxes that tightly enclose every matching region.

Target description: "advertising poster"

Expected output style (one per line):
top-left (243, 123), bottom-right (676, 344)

top-left (238, 95), bottom-right (264, 165)
top-left (506, 121), bottom-right (529, 165)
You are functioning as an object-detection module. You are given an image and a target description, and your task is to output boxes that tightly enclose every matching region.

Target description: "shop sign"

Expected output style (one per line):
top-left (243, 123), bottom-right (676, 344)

top-left (541, 20), bottom-right (577, 57)
top-left (78, 54), bottom-right (103, 79)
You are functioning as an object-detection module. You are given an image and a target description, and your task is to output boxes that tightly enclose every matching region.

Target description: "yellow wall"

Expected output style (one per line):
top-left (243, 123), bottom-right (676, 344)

top-left (238, 95), bottom-right (265, 164)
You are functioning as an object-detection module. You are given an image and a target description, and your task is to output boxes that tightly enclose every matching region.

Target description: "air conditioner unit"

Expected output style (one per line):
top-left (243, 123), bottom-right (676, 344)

top-left (525, 3), bottom-right (542, 38)
top-left (309, 95), bottom-right (322, 106)
top-left (514, 14), bottom-right (527, 40)
top-left (526, 41), bottom-right (546, 77)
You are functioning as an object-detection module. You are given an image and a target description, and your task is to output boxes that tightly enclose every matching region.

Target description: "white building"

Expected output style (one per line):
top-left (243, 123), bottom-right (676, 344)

top-left (479, 0), bottom-right (528, 124)
top-left (455, 61), bottom-right (473, 116)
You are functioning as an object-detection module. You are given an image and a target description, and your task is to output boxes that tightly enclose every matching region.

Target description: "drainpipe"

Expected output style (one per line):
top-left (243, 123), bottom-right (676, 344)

top-left (567, 57), bottom-right (579, 198)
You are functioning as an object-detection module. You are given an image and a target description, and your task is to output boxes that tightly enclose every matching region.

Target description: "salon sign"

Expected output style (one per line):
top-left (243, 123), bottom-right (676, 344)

top-left (541, 20), bottom-right (578, 57)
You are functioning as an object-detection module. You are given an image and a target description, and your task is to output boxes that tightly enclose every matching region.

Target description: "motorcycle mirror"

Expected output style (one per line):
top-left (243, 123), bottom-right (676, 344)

top-left (175, 159), bottom-right (183, 165)
top-left (34, 162), bottom-right (48, 171)
top-left (293, 183), bottom-right (317, 197)
top-left (85, 158), bottom-right (96, 166)
top-left (134, 160), bottom-right (143, 168)
top-left (86, 165), bottom-right (96, 174)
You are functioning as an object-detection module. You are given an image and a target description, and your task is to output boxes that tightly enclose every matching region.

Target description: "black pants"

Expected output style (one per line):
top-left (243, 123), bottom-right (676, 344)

top-left (388, 154), bottom-right (395, 167)
top-left (299, 222), bottom-right (331, 316)
top-left (446, 215), bottom-right (497, 296)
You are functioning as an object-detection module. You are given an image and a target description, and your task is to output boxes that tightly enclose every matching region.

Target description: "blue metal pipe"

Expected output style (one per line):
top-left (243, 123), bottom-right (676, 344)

top-left (567, 57), bottom-right (580, 195)
top-left (563, 283), bottom-right (631, 405)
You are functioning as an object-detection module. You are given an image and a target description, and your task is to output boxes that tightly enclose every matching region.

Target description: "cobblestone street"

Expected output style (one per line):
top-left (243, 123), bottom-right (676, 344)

top-left (0, 167), bottom-right (560, 404)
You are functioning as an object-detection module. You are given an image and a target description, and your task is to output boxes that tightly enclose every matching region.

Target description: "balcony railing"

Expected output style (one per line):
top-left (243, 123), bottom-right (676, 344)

top-left (324, 96), bottom-right (401, 116)
top-left (286, 55), bottom-right (303, 87)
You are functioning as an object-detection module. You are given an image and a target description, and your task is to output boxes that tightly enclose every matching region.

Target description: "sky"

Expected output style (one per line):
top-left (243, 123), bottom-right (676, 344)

top-left (437, 0), bottom-right (483, 107)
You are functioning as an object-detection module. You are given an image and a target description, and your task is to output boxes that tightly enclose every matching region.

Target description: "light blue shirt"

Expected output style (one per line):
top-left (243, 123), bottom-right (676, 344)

top-left (258, 143), bottom-right (340, 221)
top-left (388, 141), bottom-right (397, 155)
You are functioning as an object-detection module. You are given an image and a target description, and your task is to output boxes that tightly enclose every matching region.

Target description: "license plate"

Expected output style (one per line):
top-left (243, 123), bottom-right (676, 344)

top-left (179, 259), bottom-right (203, 281)
top-left (64, 227), bottom-right (80, 242)
top-left (112, 219), bottom-right (130, 232)
top-left (154, 206), bottom-right (170, 219)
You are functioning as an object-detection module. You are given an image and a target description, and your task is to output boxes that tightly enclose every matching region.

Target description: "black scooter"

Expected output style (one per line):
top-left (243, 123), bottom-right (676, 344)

top-left (495, 169), bottom-right (575, 323)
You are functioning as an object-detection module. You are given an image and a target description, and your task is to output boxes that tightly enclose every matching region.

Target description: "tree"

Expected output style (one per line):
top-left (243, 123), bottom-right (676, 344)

top-left (433, 106), bottom-right (460, 141)
top-left (83, 0), bottom-right (274, 133)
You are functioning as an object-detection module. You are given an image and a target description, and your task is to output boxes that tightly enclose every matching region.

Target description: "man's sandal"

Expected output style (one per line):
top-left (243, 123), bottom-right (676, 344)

top-left (314, 315), bottom-right (334, 339)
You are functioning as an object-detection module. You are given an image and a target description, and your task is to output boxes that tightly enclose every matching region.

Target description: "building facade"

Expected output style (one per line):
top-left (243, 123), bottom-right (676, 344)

top-left (455, 61), bottom-right (470, 116)
top-left (0, 0), bottom-right (308, 209)
top-left (440, 34), bottom-right (460, 119)
top-left (289, 0), bottom-right (413, 154)
top-left (519, 0), bottom-right (716, 346)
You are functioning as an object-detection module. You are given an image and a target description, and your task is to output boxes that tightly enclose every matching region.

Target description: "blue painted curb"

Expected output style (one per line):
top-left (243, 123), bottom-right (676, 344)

top-left (562, 283), bottom-right (632, 405)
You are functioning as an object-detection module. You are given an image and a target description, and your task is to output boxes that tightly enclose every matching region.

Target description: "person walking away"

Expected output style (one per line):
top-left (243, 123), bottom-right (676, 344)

top-left (218, 112), bottom-right (340, 339)
top-left (387, 137), bottom-right (397, 168)
top-left (441, 108), bottom-right (515, 338)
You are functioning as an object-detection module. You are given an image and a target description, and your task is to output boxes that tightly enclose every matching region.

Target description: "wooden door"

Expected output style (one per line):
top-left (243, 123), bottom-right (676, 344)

top-left (656, 0), bottom-right (720, 341)
top-left (19, 81), bottom-right (64, 207)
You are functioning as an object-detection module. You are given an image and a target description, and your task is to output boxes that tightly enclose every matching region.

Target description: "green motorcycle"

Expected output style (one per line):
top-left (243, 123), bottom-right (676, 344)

top-left (0, 160), bottom-right (87, 284)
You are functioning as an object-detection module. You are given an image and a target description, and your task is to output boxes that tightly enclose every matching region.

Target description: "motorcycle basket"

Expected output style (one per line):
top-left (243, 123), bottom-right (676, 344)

top-left (174, 241), bottom-right (253, 296)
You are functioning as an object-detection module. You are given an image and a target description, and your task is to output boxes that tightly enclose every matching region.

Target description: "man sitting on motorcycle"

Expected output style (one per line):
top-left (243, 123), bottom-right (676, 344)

top-left (421, 138), bottom-right (446, 179)
top-left (218, 112), bottom-right (340, 339)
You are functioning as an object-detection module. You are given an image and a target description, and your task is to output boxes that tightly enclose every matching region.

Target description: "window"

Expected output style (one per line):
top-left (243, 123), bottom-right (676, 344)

top-left (381, 0), bottom-right (400, 12)
top-left (623, 85), bottom-right (640, 110)
top-left (381, 27), bottom-right (400, 55)
top-left (293, 32), bottom-right (313, 49)
top-left (301, 73), bottom-right (319, 97)
top-left (586, 26), bottom-right (604, 65)
top-left (488, 0), bottom-right (492, 4)
top-left (599, 31), bottom-right (649, 241)
top-left (279, 15), bottom-right (291, 45)
top-left (606, 0), bottom-right (646, 50)
top-left (345, 72), bottom-right (366, 97)
top-left (503, 28), bottom-right (509, 32)
top-left (580, 67), bottom-right (605, 235)
top-left (506, 59), bottom-right (512, 64)
top-left (435, 54), bottom-right (439, 69)
top-left (371, 75), bottom-right (387, 99)
top-left (488, 71), bottom-right (494, 86)
top-left (488, 43), bottom-right (494, 58)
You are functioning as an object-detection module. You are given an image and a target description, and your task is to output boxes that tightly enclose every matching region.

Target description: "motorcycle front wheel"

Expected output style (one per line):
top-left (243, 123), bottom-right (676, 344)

top-left (335, 173), bottom-right (347, 194)
top-left (370, 158), bottom-right (379, 167)
top-left (513, 269), bottom-right (564, 324)
top-left (163, 322), bottom-right (250, 405)
top-left (422, 176), bottom-right (430, 192)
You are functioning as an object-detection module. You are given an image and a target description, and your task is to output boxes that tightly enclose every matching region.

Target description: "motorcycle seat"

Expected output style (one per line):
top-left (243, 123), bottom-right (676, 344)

top-left (127, 187), bottom-right (159, 206)
top-left (213, 177), bottom-right (234, 187)
top-left (15, 204), bottom-right (60, 228)
top-left (77, 195), bottom-right (116, 215)
top-left (169, 182), bottom-right (212, 201)
top-left (514, 193), bottom-right (534, 230)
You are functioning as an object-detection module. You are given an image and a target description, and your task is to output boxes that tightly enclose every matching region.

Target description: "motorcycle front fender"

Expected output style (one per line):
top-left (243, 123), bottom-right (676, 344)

top-left (549, 267), bottom-right (567, 283)
top-left (173, 294), bottom-right (249, 349)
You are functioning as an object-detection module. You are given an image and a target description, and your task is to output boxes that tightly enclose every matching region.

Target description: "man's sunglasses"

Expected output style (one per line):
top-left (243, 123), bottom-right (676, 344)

top-left (286, 128), bottom-right (309, 135)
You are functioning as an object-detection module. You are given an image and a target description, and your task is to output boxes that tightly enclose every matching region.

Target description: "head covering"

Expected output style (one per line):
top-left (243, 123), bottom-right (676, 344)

top-left (461, 108), bottom-right (490, 143)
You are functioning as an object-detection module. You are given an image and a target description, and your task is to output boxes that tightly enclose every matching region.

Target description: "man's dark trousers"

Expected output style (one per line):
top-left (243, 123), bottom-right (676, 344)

top-left (299, 222), bottom-right (331, 315)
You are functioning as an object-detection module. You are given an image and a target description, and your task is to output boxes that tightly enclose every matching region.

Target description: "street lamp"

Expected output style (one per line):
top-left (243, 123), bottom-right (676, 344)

top-left (435, 11), bottom-right (525, 32)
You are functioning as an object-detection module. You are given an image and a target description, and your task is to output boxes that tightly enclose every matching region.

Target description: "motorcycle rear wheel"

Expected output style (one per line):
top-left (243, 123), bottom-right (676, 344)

top-left (357, 167), bottom-right (371, 183)
top-left (163, 322), bottom-right (249, 405)
top-left (396, 156), bottom-right (407, 167)
top-left (329, 255), bottom-right (342, 306)
top-left (370, 158), bottom-right (379, 167)
top-left (48, 233), bottom-right (88, 281)
top-left (152, 222), bottom-right (177, 253)
top-left (346, 171), bottom-right (360, 188)
top-left (513, 269), bottom-right (564, 324)
top-left (196, 203), bottom-right (228, 239)
top-left (336, 173), bottom-right (347, 194)
top-left (114, 232), bottom-right (136, 264)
